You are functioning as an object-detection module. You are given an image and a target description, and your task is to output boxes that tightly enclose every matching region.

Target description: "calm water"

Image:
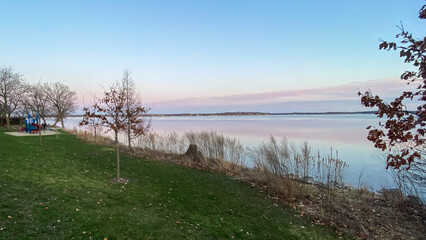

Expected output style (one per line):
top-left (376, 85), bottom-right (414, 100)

top-left (59, 114), bottom-right (395, 191)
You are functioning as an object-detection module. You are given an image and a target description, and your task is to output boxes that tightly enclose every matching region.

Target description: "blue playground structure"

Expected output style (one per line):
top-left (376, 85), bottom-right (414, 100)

top-left (19, 114), bottom-right (40, 134)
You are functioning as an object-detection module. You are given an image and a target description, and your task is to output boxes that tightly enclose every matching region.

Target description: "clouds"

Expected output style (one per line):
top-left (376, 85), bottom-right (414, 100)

top-left (147, 77), bottom-right (416, 113)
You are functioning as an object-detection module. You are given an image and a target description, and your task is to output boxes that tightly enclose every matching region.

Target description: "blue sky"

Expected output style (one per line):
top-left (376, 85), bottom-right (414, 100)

top-left (0, 1), bottom-right (424, 113)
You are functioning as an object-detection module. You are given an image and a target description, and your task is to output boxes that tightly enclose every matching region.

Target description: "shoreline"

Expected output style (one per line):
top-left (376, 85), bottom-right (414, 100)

top-left (67, 111), bottom-right (380, 118)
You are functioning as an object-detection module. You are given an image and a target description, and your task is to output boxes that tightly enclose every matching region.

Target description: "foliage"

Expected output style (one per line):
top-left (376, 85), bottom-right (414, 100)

top-left (358, 5), bottom-right (426, 170)
top-left (80, 98), bottom-right (101, 130)
top-left (79, 94), bottom-right (103, 154)
top-left (96, 83), bottom-right (150, 137)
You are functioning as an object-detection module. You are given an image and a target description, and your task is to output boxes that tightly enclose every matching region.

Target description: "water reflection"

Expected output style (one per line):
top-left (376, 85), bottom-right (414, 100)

top-left (150, 115), bottom-right (377, 146)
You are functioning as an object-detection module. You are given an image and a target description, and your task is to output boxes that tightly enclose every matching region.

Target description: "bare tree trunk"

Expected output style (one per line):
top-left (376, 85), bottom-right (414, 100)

top-left (127, 124), bottom-right (131, 149)
top-left (39, 127), bottom-right (42, 145)
top-left (5, 112), bottom-right (11, 128)
top-left (115, 130), bottom-right (120, 181)
top-left (37, 113), bottom-right (42, 145)
top-left (41, 116), bottom-right (46, 125)
top-left (3, 101), bottom-right (10, 128)
top-left (94, 127), bottom-right (98, 155)
top-left (53, 118), bottom-right (59, 126)
top-left (60, 117), bottom-right (65, 129)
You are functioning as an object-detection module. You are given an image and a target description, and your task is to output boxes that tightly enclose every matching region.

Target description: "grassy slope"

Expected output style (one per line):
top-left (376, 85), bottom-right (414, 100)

top-left (0, 129), bottom-right (339, 239)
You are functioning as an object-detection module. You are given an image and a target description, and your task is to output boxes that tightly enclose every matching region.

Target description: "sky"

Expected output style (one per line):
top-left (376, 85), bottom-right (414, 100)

top-left (0, 0), bottom-right (425, 113)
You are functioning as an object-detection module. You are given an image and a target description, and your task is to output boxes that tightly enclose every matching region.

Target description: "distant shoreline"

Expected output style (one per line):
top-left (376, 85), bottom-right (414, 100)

top-left (69, 111), bottom-right (378, 118)
top-left (145, 111), bottom-right (379, 117)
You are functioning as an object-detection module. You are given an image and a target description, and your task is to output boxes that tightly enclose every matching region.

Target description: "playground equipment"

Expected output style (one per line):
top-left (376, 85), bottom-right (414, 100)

top-left (18, 114), bottom-right (40, 133)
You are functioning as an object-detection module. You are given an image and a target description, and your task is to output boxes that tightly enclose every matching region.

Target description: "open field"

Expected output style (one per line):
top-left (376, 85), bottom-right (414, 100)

top-left (0, 128), bottom-right (339, 239)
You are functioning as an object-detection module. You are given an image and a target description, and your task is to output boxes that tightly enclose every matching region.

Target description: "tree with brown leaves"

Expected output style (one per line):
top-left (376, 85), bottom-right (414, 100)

top-left (86, 80), bottom-right (149, 182)
top-left (79, 94), bottom-right (103, 155)
top-left (358, 5), bottom-right (425, 171)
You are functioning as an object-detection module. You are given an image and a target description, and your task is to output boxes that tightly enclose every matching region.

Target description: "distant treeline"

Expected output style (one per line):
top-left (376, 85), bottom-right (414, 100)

top-left (270, 111), bottom-right (380, 115)
top-left (146, 112), bottom-right (270, 117)
top-left (145, 111), bottom-right (381, 117)
top-left (70, 111), bottom-right (383, 118)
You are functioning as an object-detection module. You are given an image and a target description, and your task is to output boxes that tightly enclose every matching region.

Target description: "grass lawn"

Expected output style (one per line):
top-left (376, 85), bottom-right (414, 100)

top-left (0, 128), bottom-right (340, 239)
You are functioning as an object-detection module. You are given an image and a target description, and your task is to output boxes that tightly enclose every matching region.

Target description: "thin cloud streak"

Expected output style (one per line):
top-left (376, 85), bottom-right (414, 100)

top-left (147, 77), bottom-right (415, 113)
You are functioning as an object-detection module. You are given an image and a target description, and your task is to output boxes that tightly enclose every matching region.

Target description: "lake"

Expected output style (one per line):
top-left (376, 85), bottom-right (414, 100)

top-left (58, 114), bottom-right (395, 191)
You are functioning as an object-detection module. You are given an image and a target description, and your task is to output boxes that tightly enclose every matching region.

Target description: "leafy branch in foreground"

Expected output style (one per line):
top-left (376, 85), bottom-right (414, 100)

top-left (358, 5), bottom-right (425, 170)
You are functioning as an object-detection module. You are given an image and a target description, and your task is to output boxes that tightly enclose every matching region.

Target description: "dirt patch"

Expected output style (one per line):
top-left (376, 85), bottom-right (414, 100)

top-left (110, 178), bottom-right (129, 184)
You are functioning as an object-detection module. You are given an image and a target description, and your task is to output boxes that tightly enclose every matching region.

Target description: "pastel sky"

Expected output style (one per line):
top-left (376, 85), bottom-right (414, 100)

top-left (0, 1), bottom-right (424, 113)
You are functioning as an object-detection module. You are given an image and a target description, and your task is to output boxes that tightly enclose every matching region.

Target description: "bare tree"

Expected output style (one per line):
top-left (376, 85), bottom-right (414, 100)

top-left (43, 82), bottom-right (78, 128)
top-left (21, 82), bottom-right (50, 144)
top-left (0, 66), bottom-right (26, 128)
top-left (23, 81), bottom-right (52, 125)
top-left (119, 70), bottom-right (150, 149)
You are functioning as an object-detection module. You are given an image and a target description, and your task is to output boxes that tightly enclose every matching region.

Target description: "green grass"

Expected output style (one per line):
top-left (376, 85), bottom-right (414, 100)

top-left (0, 128), bottom-right (339, 239)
